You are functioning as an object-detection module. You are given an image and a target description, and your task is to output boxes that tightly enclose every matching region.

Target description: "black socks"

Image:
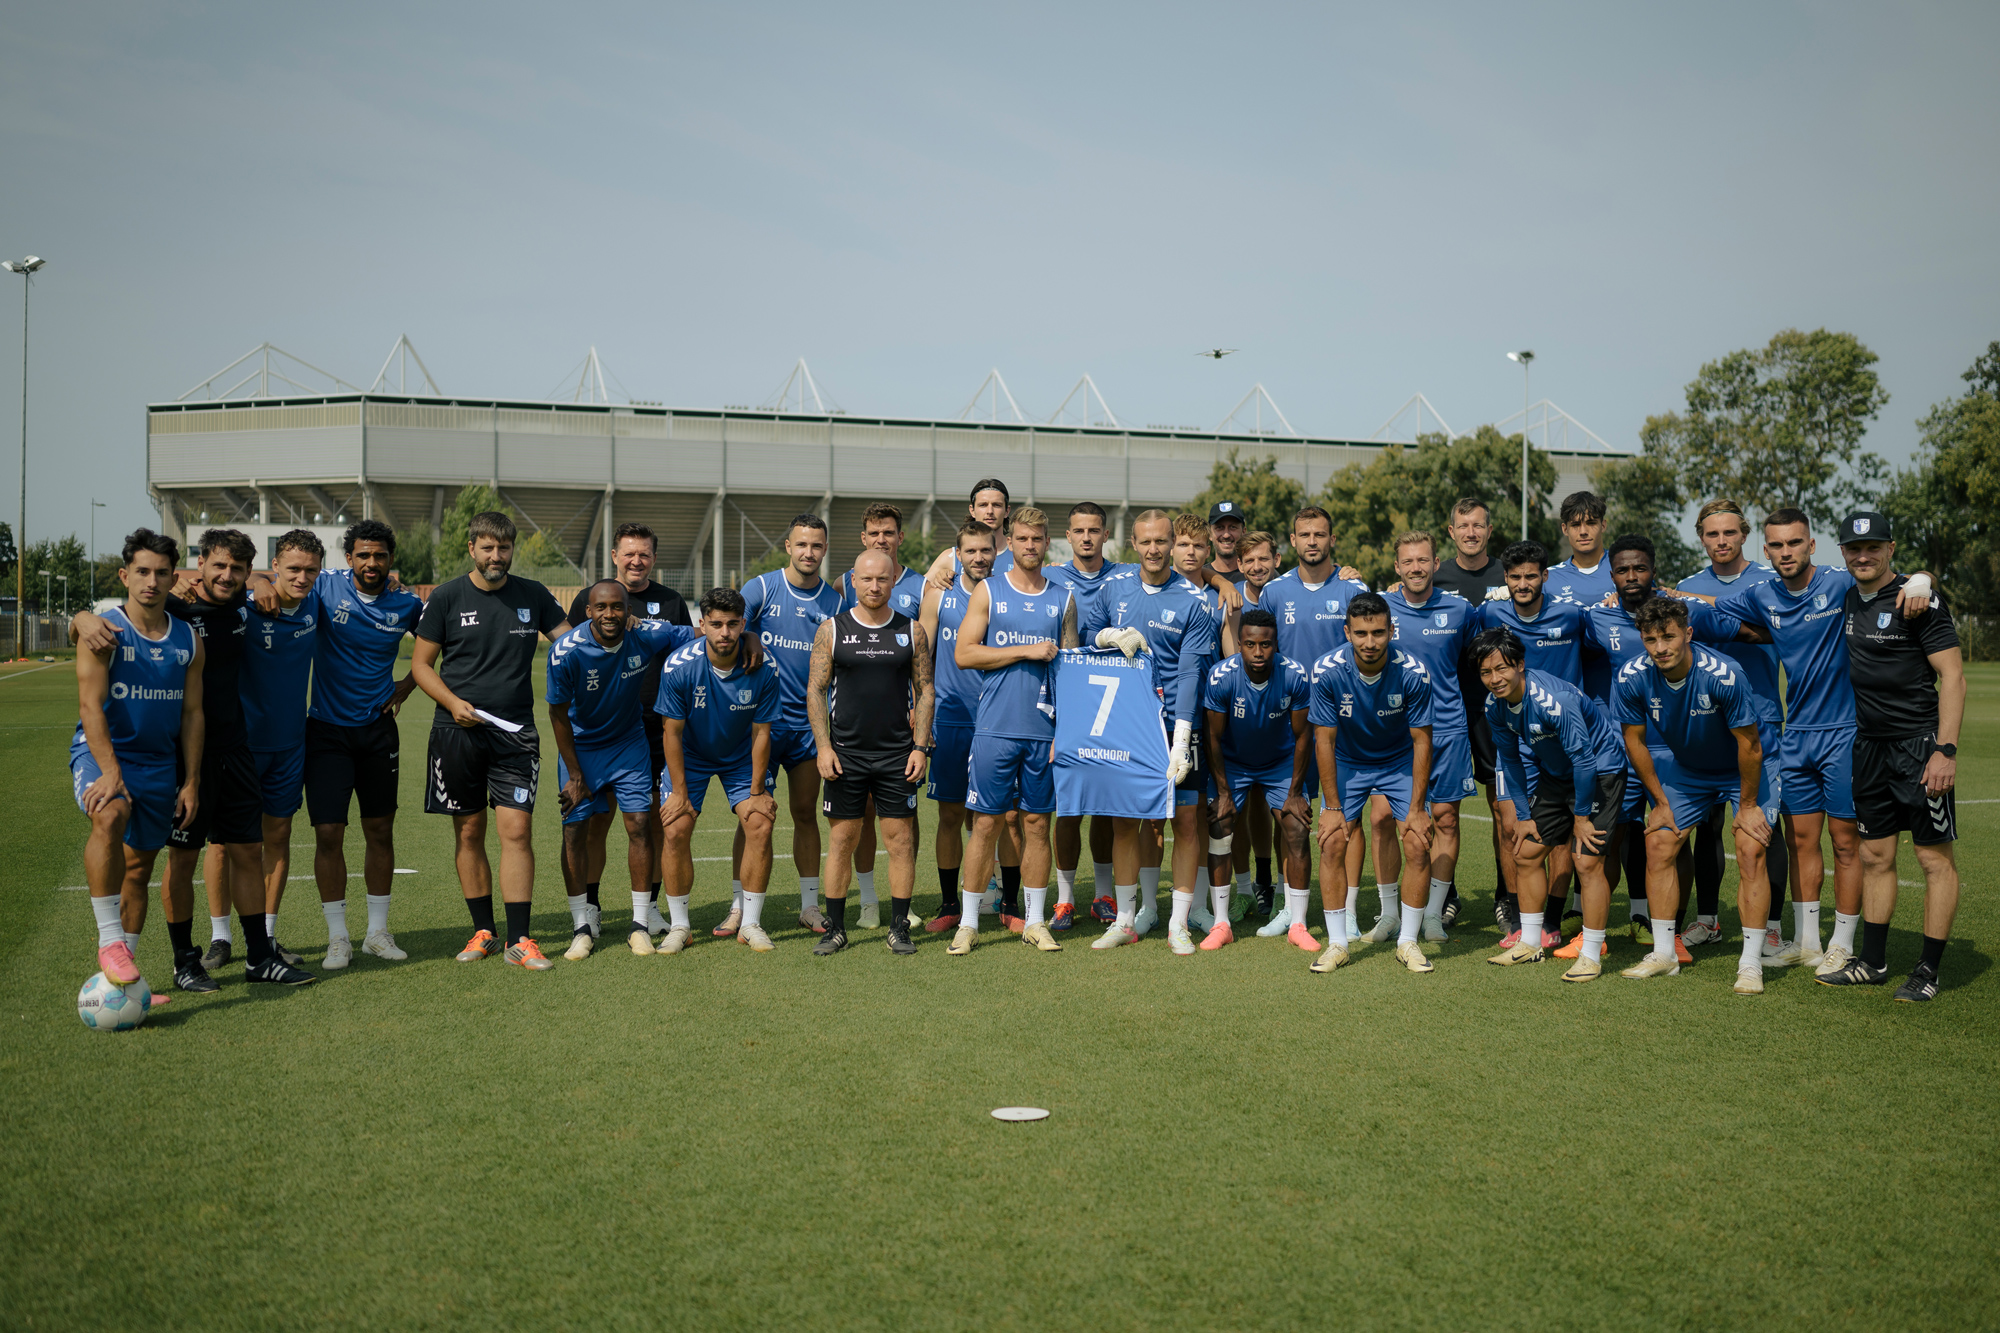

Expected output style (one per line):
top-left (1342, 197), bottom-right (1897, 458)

top-left (1255, 857), bottom-right (1272, 886)
top-left (1861, 920), bottom-right (1890, 970)
top-left (891, 897), bottom-right (910, 928)
top-left (825, 896), bottom-right (846, 934)
top-left (504, 900), bottom-right (532, 945)
top-left (999, 866), bottom-right (1022, 917)
top-left (466, 894), bottom-right (498, 938)
top-left (240, 911), bottom-right (272, 967)
top-left (167, 918), bottom-right (195, 955)
top-left (584, 881), bottom-right (600, 908)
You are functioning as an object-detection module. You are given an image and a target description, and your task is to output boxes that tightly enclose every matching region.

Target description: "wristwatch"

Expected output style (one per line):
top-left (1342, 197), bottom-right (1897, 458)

top-left (1933, 741), bottom-right (1958, 759)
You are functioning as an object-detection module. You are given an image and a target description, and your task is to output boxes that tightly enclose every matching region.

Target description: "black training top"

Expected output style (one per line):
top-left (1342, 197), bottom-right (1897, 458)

top-left (166, 589), bottom-right (250, 746)
top-left (1843, 575), bottom-right (1959, 739)
top-left (566, 579), bottom-right (691, 629)
top-left (416, 573), bottom-right (567, 726)
top-left (828, 607), bottom-right (914, 756)
top-left (1431, 554), bottom-right (1507, 604)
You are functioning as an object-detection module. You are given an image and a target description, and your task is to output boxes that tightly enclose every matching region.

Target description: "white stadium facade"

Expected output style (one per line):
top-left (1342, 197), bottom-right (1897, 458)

top-left (143, 342), bottom-right (1626, 593)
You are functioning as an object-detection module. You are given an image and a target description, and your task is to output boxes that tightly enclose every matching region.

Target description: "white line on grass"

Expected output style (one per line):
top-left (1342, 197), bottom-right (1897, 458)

top-left (57, 869), bottom-right (418, 891)
top-left (0, 663), bottom-right (59, 684)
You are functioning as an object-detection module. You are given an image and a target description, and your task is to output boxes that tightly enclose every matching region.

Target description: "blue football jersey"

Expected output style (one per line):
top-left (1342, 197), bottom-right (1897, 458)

top-left (547, 620), bottom-right (701, 747)
top-left (1203, 653), bottom-right (1310, 786)
top-left (842, 563), bottom-right (928, 621)
top-left (655, 640), bottom-right (782, 764)
top-left (75, 608), bottom-right (196, 760)
top-left (1308, 647), bottom-right (1435, 767)
top-left (1546, 556), bottom-right (1616, 607)
top-left (241, 591), bottom-right (320, 752)
top-left (972, 570), bottom-right (1073, 740)
top-left (1716, 564), bottom-right (1855, 732)
top-left (1045, 559), bottom-right (1135, 639)
top-left (309, 570), bottom-right (423, 727)
top-left (1262, 569), bottom-right (1372, 671)
top-left (1470, 595), bottom-right (1589, 687)
top-left (1579, 594), bottom-right (1748, 711)
top-left (741, 569), bottom-right (843, 730)
top-left (1678, 563), bottom-right (1783, 725)
top-left (930, 574), bottom-right (985, 727)
top-left (1486, 668), bottom-right (1624, 811)
top-left (1385, 587), bottom-right (1475, 728)
top-left (1100, 570), bottom-right (1219, 725)
top-left (1614, 649), bottom-right (1757, 774)
top-left (1051, 648), bottom-right (1171, 820)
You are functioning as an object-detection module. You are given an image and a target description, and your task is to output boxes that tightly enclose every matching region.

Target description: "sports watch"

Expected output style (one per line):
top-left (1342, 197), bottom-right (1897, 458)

top-left (1933, 741), bottom-right (1958, 759)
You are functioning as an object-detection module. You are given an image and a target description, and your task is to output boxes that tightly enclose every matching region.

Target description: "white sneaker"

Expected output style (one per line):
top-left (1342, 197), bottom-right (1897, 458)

top-left (1092, 922), bottom-right (1140, 950)
top-left (323, 936), bottom-right (353, 970)
top-left (1766, 939), bottom-right (1824, 969)
top-left (858, 900), bottom-right (881, 930)
top-left (362, 929), bottom-right (407, 961)
top-left (1169, 925), bottom-right (1198, 955)
top-left (1132, 903), bottom-right (1159, 936)
top-left (1762, 930), bottom-right (1790, 960)
top-left (585, 904), bottom-right (602, 938)
top-left (1189, 899), bottom-right (1215, 932)
top-left (738, 923), bottom-right (775, 952)
top-left (563, 930), bottom-right (595, 961)
top-left (1256, 904), bottom-right (1294, 938)
top-left (647, 906), bottom-right (669, 935)
top-left (1734, 965), bottom-right (1765, 995)
top-left (629, 925), bottom-right (656, 956)
top-left (1814, 942), bottom-right (1853, 976)
top-left (1394, 941), bottom-right (1435, 973)
top-left (1422, 914), bottom-right (1449, 943)
top-left (1361, 911), bottom-right (1399, 944)
top-left (1681, 919), bottom-right (1726, 946)
top-left (657, 926), bottom-right (692, 955)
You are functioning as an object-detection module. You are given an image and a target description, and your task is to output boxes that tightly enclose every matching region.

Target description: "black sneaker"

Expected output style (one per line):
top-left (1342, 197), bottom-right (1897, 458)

top-left (1816, 958), bottom-right (1888, 987)
top-left (1251, 882), bottom-right (1276, 918)
top-left (886, 923), bottom-right (917, 955)
top-left (200, 938), bottom-right (232, 971)
top-left (1497, 896), bottom-right (1521, 936)
top-left (173, 949), bottom-right (219, 994)
top-left (272, 939), bottom-right (305, 967)
top-left (1893, 962), bottom-right (1940, 1002)
top-left (812, 929), bottom-right (849, 956)
top-left (1441, 884), bottom-right (1460, 928)
top-left (246, 955), bottom-right (317, 986)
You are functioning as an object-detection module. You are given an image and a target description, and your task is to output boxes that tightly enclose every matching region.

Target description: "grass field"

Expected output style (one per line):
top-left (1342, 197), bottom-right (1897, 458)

top-left (5, 655), bottom-right (1999, 1331)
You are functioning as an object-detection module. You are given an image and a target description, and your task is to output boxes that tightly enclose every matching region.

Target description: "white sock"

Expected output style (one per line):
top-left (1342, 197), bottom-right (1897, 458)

top-left (730, 880), bottom-right (744, 910)
top-left (631, 890), bottom-right (651, 926)
top-left (96, 894), bottom-right (128, 946)
top-left (1115, 883), bottom-right (1138, 927)
top-left (1377, 882), bottom-right (1398, 917)
top-left (1795, 900), bottom-right (1822, 948)
top-left (1323, 907), bottom-right (1348, 948)
top-left (1426, 877), bottom-right (1450, 916)
top-left (856, 871), bottom-right (877, 906)
top-left (209, 914), bottom-right (232, 944)
top-left (1740, 928), bottom-right (1765, 968)
top-left (962, 885), bottom-right (983, 920)
top-left (1236, 870), bottom-right (1254, 895)
top-left (265, 911), bottom-right (278, 939)
top-left (567, 893), bottom-right (588, 929)
top-left (322, 899), bottom-right (348, 943)
top-left (1092, 862), bottom-right (1114, 899)
top-left (1055, 868), bottom-right (1075, 906)
top-left (742, 891), bottom-right (766, 930)
top-left (124, 931), bottom-right (142, 953)
top-left (667, 896), bottom-right (690, 930)
top-left (1139, 867), bottom-right (1160, 908)
top-left (1398, 902), bottom-right (1422, 945)
top-left (1344, 885), bottom-right (1360, 937)
top-left (1651, 918), bottom-right (1677, 960)
top-left (1285, 886), bottom-right (1311, 923)
top-left (1024, 885), bottom-right (1047, 927)
top-left (1831, 910), bottom-right (1859, 953)
top-left (1698, 913), bottom-right (1718, 927)
top-left (1631, 895), bottom-right (1649, 923)
top-left (1212, 879), bottom-right (1231, 922)
top-left (1522, 916), bottom-right (1544, 949)
top-left (366, 894), bottom-right (391, 935)
top-left (1766, 916), bottom-right (1783, 935)
top-left (1170, 889), bottom-right (1194, 931)
top-left (800, 876), bottom-right (820, 912)
top-left (1582, 926), bottom-right (1607, 962)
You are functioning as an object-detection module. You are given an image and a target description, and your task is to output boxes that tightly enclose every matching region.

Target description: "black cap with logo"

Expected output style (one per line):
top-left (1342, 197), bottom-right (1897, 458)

top-left (1837, 511), bottom-right (1892, 545)
top-left (1207, 501), bottom-right (1243, 525)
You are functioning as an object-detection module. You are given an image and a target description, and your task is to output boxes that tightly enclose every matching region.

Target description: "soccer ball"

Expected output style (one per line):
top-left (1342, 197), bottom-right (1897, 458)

top-left (78, 971), bottom-right (151, 1032)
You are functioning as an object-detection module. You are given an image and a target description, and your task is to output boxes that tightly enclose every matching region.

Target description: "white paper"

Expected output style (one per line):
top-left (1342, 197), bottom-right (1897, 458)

top-left (473, 709), bottom-right (525, 733)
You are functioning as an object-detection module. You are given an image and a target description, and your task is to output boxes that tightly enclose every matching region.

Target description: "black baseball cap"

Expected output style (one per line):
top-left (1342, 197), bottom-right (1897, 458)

top-left (1207, 501), bottom-right (1244, 524)
top-left (1837, 511), bottom-right (1892, 545)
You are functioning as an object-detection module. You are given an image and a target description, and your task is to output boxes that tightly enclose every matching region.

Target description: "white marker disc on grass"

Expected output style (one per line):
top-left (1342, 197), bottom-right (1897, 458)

top-left (991, 1107), bottom-right (1050, 1122)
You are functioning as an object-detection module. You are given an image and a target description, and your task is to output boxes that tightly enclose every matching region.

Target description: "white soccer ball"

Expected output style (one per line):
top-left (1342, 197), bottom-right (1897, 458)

top-left (77, 971), bottom-right (151, 1032)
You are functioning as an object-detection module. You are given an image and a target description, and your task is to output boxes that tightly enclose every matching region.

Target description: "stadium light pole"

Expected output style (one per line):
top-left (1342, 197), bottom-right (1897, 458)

top-left (1507, 349), bottom-right (1534, 539)
top-left (89, 498), bottom-right (104, 601)
top-left (2, 256), bottom-right (45, 660)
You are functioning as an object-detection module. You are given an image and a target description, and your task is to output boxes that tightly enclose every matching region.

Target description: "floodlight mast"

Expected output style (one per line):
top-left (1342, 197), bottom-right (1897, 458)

top-left (2, 256), bottom-right (45, 659)
top-left (1507, 350), bottom-right (1534, 538)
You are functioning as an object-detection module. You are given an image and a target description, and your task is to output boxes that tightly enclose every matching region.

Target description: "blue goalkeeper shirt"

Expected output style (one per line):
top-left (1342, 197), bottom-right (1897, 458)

top-left (1051, 648), bottom-right (1171, 819)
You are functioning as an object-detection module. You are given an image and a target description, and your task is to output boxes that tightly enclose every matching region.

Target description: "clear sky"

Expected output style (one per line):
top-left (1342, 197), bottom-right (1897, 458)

top-left (2, 1), bottom-right (1995, 545)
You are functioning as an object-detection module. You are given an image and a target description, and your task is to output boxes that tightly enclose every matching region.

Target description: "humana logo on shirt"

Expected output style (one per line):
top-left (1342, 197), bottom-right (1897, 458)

top-left (992, 630), bottom-right (1053, 647)
top-left (110, 683), bottom-right (182, 701)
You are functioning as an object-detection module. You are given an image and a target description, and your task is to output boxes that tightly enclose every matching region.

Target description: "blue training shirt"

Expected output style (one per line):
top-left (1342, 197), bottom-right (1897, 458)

top-left (310, 570), bottom-right (423, 727)
top-left (930, 573), bottom-right (985, 728)
top-left (655, 640), bottom-right (782, 764)
top-left (1045, 559), bottom-right (1135, 640)
top-left (1486, 668), bottom-right (1624, 813)
top-left (1100, 569), bottom-right (1219, 727)
top-left (1579, 593), bottom-right (1747, 711)
top-left (1546, 556), bottom-right (1616, 607)
top-left (740, 569), bottom-right (843, 731)
top-left (1716, 564), bottom-right (1856, 732)
top-left (77, 607), bottom-right (196, 760)
top-left (1051, 648), bottom-right (1171, 820)
top-left (1677, 563), bottom-right (1783, 725)
top-left (1614, 648), bottom-right (1758, 775)
top-left (241, 591), bottom-right (320, 753)
top-left (546, 620), bottom-right (702, 748)
top-left (972, 569), bottom-right (1073, 741)
top-left (1385, 587), bottom-right (1476, 728)
top-left (1262, 568), bottom-right (1372, 672)
top-left (1308, 646), bottom-right (1435, 767)
top-left (1470, 594), bottom-right (1590, 687)
top-left (1203, 653), bottom-right (1310, 787)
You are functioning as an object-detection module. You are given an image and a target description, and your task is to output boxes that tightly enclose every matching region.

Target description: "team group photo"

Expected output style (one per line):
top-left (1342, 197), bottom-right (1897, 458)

top-left (7, 4), bottom-right (1998, 1329)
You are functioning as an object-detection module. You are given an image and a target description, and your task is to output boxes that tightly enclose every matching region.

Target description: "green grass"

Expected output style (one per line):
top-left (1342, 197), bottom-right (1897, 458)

top-left (5, 657), bottom-right (2000, 1331)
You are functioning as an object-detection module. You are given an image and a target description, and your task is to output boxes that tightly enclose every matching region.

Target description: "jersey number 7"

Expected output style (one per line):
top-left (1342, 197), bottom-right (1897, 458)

top-left (1087, 674), bottom-right (1121, 737)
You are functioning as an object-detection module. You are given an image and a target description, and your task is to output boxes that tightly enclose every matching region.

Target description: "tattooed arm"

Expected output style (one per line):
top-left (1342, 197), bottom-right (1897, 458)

top-left (808, 619), bottom-right (841, 780)
top-left (907, 622), bottom-right (935, 784)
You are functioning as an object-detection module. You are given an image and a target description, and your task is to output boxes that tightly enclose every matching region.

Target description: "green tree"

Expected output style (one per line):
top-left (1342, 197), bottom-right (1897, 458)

top-left (22, 535), bottom-right (91, 612)
top-left (0, 520), bottom-right (14, 581)
top-left (1591, 419), bottom-right (1702, 583)
top-left (1645, 328), bottom-right (1889, 524)
top-left (392, 525), bottom-right (436, 585)
top-left (1185, 448), bottom-right (1307, 546)
top-left (433, 483), bottom-right (579, 582)
top-left (1879, 346), bottom-right (2000, 616)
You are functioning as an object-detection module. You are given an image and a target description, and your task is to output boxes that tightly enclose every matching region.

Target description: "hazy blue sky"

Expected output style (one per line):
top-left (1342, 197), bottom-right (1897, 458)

top-left (3, 1), bottom-right (1996, 544)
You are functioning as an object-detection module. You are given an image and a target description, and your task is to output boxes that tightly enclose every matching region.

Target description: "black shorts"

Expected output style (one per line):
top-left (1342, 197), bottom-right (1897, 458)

top-left (168, 738), bottom-right (262, 849)
top-left (1528, 770), bottom-right (1625, 851)
top-left (822, 749), bottom-right (920, 822)
top-left (305, 715), bottom-right (401, 826)
top-left (1468, 708), bottom-right (1498, 787)
top-left (1853, 736), bottom-right (1956, 845)
top-left (425, 722), bottom-right (541, 815)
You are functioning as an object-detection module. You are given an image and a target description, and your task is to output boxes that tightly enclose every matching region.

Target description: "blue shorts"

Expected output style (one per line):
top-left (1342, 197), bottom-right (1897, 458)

top-left (1622, 756), bottom-right (1656, 823)
top-left (1332, 760), bottom-right (1414, 823)
top-left (926, 723), bottom-right (976, 805)
top-left (770, 726), bottom-right (818, 774)
top-left (1426, 729), bottom-right (1477, 806)
top-left (1227, 765), bottom-right (1298, 813)
top-left (251, 746), bottom-right (304, 819)
top-left (71, 744), bottom-right (179, 852)
top-left (661, 752), bottom-right (774, 815)
top-left (966, 733), bottom-right (1056, 816)
top-left (558, 732), bottom-right (657, 826)
top-left (1779, 724), bottom-right (1853, 819)
top-left (1660, 724), bottom-right (1783, 830)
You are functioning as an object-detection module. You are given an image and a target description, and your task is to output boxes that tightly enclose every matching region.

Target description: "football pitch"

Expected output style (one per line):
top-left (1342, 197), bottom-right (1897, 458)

top-left (5, 657), bottom-right (1999, 1332)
